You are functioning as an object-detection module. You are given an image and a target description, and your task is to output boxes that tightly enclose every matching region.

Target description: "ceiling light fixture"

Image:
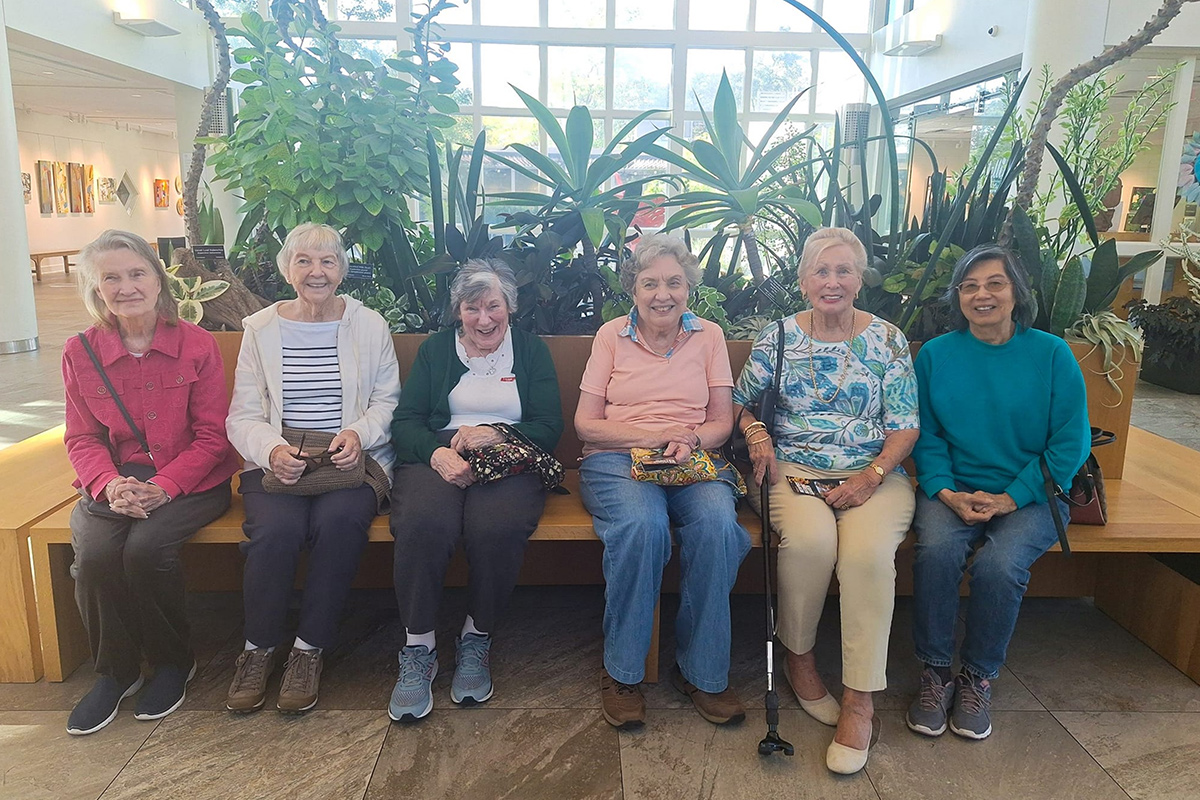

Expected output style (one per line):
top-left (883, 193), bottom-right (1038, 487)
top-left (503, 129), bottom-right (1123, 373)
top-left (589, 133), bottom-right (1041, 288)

top-left (112, 11), bottom-right (181, 37)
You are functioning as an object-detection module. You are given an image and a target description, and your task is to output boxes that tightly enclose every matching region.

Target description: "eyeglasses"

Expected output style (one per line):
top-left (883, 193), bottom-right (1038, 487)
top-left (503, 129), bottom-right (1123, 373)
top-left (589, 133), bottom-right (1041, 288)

top-left (955, 279), bottom-right (1011, 296)
top-left (295, 433), bottom-right (338, 475)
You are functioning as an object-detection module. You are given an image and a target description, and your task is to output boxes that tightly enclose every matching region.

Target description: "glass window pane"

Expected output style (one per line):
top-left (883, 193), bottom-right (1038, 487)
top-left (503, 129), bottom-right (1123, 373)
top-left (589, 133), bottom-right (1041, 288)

top-left (481, 0), bottom-right (538, 26)
top-left (686, 49), bottom-right (746, 112)
top-left (755, 0), bottom-right (812, 32)
top-left (820, 0), bottom-right (871, 34)
top-left (548, 0), bottom-right (604, 27)
top-left (616, 0), bottom-right (674, 28)
top-left (547, 47), bottom-right (606, 110)
top-left (612, 117), bottom-right (672, 144)
top-left (691, 0), bottom-right (749, 30)
top-left (752, 50), bottom-right (812, 112)
top-left (613, 48), bottom-right (672, 111)
top-left (479, 44), bottom-right (539, 107)
top-left (814, 51), bottom-right (865, 113)
top-left (213, 0), bottom-right (256, 17)
top-left (445, 41), bottom-right (473, 106)
top-left (482, 116), bottom-right (540, 149)
top-left (335, 0), bottom-right (395, 21)
top-left (341, 39), bottom-right (398, 67)
top-left (434, 1), bottom-right (473, 25)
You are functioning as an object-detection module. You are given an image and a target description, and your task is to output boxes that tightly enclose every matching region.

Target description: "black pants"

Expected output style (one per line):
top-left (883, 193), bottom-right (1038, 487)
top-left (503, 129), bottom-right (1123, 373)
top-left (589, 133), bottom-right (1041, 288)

top-left (239, 469), bottom-right (376, 650)
top-left (70, 481), bottom-right (232, 682)
top-left (390, 464), bottom-right (545, 634)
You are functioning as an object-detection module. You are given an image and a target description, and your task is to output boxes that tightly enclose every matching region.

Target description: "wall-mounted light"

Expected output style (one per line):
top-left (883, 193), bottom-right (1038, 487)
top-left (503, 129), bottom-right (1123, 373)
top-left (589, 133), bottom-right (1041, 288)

top-left (112, 11), bottom-right (180, 37)
top-left (882, 35), bottom-right (943, 57)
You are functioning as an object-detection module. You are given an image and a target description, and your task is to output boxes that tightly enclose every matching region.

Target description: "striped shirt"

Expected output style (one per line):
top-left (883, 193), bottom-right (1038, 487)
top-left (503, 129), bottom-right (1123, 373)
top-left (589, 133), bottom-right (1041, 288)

top-left (278, 317), bottom-right (343, 432)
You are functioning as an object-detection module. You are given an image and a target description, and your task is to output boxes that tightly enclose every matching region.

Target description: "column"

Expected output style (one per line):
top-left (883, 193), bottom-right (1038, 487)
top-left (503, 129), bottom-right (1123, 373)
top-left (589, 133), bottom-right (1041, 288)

top-left (0, 1), bottom-right (39, 353)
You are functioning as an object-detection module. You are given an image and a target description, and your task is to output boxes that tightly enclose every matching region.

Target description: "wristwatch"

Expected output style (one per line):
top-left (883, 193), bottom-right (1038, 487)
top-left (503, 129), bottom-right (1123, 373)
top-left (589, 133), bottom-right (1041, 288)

top-left (868, 463), bottom-right (886, 480)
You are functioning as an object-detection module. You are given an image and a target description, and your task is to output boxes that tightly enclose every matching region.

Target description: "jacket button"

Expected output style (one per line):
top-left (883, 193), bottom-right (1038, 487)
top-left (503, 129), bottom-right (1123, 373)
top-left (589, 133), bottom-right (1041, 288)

top-left (152, 443), bottom-right (162, 452)
top-left (145, 382), bottom-right (154, 390)
top-left (147, 411), bottom-right (157, 420)
top-left (176, 375), bottom-right (184, 384)
top-left (98, 386), bottom-right (107, 395)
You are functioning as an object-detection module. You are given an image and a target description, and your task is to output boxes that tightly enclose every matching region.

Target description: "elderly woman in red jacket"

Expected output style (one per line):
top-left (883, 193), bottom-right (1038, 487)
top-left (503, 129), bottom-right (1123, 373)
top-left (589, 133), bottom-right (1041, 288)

top-left (61, 230), bottom-right (239, 736)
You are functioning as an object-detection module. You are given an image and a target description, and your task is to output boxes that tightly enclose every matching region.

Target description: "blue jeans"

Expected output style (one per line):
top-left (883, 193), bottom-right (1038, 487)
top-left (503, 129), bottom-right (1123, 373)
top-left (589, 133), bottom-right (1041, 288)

top-left (911, 492), bottom-right (1068, 680)
top-left (580, 452), bottom-right (751, 692)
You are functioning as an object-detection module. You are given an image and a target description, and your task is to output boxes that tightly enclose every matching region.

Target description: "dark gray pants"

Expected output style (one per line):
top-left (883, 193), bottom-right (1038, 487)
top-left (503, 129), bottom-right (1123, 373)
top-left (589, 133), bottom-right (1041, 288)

top-left (390, 464), bottom-right (545, 634)
top-left (239, 469), bottom-right (376, 650)
top-left (70, 481), bottom-right (232, 682)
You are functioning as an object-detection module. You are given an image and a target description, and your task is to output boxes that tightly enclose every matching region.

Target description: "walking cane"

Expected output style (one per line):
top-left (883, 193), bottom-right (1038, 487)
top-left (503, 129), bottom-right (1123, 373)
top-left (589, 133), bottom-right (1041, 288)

top-left (757, 475), bottom-right (794, 756)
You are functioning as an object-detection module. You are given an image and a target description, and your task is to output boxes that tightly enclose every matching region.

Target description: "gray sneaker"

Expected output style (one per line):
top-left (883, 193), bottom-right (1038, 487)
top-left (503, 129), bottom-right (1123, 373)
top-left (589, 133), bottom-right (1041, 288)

top-left (389, 645), bottom-right (438, 722)
top-left (906, 667), bottom-right (955, 737)
top-left (950, 672), bottom-right (992, 740)
top-left (450, 633), bottom-right (493, 705)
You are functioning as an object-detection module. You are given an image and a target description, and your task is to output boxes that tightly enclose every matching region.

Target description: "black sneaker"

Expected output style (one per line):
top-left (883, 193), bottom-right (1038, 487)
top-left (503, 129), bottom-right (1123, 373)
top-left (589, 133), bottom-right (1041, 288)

top-left (906, 667), bottom-right (955, 737)
top-left (950, 672), bottom-right (992, 740)
top-left (67, 674), bottom-right (144, 735)
top-left (134, 662), bottom-right (197, 721)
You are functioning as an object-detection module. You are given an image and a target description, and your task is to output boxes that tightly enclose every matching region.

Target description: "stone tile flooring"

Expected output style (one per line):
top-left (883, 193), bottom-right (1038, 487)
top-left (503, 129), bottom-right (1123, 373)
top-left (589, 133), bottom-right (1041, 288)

top-left (3, 590), bottom-right (1199, 800)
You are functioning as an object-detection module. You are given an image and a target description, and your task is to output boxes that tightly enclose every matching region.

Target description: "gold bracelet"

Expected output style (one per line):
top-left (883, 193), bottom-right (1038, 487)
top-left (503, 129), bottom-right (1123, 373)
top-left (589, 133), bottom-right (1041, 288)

top-left (743, 421), bottom-right (767, 436)
top-left (746, 434), bottom-right (772, 446)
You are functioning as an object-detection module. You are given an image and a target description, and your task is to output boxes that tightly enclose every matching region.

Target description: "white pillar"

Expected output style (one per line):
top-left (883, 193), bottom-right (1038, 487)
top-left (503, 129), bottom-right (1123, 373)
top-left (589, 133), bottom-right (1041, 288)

top-left (1020, 0), bottom-right (1108, 90)
top-left (0, 2), bottom-right (40, 353)
top-left (1142, 57), bottom-right (1195, 304)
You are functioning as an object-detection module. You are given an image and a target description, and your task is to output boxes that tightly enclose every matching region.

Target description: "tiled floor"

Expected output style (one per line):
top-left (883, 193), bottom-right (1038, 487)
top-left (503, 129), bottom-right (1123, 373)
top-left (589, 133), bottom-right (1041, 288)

top-left (4, 271), bottom-right (1200, 798)
top-left (3, 590), bottom-right (1199, 800)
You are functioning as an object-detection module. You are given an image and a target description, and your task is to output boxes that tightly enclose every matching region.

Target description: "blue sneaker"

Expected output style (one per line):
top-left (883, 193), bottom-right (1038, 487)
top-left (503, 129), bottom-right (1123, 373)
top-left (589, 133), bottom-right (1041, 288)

top-left (450, 633), bottom-right (493, 705)
top-left (388, 645), bottom-right (438, 722)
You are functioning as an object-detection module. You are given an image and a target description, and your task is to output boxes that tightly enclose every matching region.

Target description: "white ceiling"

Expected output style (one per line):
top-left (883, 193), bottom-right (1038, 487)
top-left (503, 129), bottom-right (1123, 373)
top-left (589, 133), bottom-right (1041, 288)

top-left (7, 32), bottom-right (180, 135)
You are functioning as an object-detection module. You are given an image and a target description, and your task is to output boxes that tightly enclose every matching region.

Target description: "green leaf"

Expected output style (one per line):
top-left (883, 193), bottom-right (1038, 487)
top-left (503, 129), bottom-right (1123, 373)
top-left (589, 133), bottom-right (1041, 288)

top-left (580, 208), bottom-right (605, 248)
top-left (510, 85), bottom-right (570, 162)
top-left (710, 71), bottom-right (742, 170)
top-left (178, 299), bottom-right (204, 324)
top-left (1096, 249), bottom-right (1164, 311)
top-left (194, 281), bottom-right (230, 302)
top-left (1045, 141), bottom-right (1100, 249)
top-left (314, 187), bottom-right (337, 213)
top-left (564, 106), bottom-right (594, 188)
top-left (1084, 239), bottom-right (1119, 313)
top-left (1011, 206), bottom-right (1042, 281)
top-left (730, 187), bottom-right (760, 216)
top-left (690, 140), bottom-right (739, 189)
top-left (1051, 256), bottom-right (1087, 335)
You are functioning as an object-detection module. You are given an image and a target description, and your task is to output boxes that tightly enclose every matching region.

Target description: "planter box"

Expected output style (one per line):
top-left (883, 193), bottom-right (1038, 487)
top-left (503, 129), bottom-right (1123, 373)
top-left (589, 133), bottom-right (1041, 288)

top-left (1095, 553), bottom-right (1200, 683)
top-left (1070, 340), bottom-right (1138, 480)
top-left (1140, 350), bottom-right (1200, 394)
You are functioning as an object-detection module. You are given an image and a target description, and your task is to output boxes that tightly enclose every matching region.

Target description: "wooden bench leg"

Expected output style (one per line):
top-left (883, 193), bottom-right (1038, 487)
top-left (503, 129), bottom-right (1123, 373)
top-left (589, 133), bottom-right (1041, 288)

top-left (643, 597), bottom-right (660, 684)
top-left (30, 535), bottom-right (89, 682)
top-left (0, 529), bottom-right (43, 682)
top-left (62, 256), bottom-right (70, 276)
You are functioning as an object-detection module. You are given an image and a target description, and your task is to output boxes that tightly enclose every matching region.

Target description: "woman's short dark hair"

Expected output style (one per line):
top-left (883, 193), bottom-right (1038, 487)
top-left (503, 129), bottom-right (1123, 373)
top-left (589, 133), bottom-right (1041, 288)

top-left (944, 244), bottom-right (1036, 331)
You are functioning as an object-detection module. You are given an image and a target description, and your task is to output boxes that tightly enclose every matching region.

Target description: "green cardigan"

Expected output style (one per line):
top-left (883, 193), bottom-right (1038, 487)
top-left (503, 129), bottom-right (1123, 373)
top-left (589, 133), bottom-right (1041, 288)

top-left (390, 327), bottom-right (564, 465)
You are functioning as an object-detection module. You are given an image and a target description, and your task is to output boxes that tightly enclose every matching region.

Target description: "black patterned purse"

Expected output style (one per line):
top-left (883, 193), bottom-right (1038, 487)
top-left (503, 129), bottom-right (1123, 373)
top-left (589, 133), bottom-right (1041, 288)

top-left (463, 422), bottom-right (566, 492)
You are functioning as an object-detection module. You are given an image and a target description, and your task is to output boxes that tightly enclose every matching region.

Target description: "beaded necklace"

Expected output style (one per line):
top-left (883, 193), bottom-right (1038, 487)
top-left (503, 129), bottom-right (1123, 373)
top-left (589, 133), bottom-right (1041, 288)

top-left (805, 310), bottom-right (856, 405)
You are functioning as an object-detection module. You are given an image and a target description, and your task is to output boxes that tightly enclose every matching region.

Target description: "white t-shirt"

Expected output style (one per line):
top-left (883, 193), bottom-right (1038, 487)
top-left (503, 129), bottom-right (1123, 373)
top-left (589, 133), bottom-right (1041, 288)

top-left (444, 327), bottom-right (522, 428)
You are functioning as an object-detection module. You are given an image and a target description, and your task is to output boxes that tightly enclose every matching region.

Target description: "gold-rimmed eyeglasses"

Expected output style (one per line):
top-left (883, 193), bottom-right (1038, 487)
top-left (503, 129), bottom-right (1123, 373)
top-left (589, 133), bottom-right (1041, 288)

top-left (955, 279), bottom-right (1011, 296)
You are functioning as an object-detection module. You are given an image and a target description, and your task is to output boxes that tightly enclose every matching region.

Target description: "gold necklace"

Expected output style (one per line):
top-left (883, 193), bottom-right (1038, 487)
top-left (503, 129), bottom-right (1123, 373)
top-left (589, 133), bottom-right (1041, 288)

top-left (806, 310), bottom-right (856, 404)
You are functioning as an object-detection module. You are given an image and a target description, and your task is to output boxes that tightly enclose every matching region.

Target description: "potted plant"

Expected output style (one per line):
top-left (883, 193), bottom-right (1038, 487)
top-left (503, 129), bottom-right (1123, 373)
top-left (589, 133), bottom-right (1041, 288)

top-left (1126, 226), bottom-right (1200, 394)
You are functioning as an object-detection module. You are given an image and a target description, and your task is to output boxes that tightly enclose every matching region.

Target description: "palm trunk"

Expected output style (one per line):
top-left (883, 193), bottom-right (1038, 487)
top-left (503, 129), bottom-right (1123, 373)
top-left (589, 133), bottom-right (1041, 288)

top-left (185, 0), bottom-right (230, 247)
top-left (581, 234), bottom-right (598, 274)
top-left (740, 226), bottom-right (766, 285)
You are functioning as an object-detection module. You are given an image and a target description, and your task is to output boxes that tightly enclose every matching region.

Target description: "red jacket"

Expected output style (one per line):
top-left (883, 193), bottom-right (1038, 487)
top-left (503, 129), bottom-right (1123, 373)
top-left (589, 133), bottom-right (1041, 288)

top-left (62, 319), bottom-right (241, 501)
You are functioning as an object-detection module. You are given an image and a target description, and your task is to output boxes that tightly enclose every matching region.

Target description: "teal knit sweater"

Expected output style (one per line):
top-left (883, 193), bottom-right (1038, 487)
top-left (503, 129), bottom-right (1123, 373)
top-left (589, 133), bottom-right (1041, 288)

top-left (390, 327), bottom-right (564, 466)
top-left (912, 327), bottom-right (1091, 509)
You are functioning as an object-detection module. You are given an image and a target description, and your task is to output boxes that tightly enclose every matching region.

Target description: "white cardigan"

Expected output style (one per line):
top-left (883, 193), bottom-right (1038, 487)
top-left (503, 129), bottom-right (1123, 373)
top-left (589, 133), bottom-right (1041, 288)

top-left (226, 296), bottom-right (401, 481)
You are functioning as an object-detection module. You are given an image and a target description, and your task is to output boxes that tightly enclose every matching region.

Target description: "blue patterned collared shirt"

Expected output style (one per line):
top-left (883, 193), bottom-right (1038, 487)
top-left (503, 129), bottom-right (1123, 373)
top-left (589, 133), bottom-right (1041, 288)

top-left (620, 308), bottom-right (705, 359)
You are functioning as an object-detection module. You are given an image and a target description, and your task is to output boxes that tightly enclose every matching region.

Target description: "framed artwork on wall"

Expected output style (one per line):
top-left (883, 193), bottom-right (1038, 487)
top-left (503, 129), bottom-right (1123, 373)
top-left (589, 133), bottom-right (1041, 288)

top-left (1125, 187), bottom-right (1156, 233)
top-left (68, 162), bottom-right (84, 213)
top-left (97, 177), bottom-right (117, 204)
top-left (37, 161), bottom-right (53, 213)
top-left (53, 161), bottom-right (69, 214)
top-left (83, 164), bottom-right (95, 213)
top-left (21, 172), bottom-right (31, 203)
top-left (153, 178), bottom-right (170, 209)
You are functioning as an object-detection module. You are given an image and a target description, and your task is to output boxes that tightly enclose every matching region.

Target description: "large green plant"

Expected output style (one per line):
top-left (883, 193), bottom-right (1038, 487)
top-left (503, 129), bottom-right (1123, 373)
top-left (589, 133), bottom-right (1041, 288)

top-left (204, 5), bottom-right (459, 280)
top-left (648, 71), bottom-right (821, 285)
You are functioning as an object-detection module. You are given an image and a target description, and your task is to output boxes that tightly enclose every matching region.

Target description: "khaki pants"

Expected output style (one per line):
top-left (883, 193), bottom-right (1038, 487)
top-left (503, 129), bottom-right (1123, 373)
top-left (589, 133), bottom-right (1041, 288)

top-left (752, 461), bottom-right (914, 692)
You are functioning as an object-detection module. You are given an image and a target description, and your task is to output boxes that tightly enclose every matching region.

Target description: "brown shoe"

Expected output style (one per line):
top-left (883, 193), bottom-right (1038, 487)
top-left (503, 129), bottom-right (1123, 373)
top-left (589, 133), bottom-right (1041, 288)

top-left (671, 667), bottom-right (745, 725)
top-left (277, 648), bottom-right (323, 714)
top-left (226, 647), bottom-right (278, 713)
top-left (600, 672), bottom-right (645, 728)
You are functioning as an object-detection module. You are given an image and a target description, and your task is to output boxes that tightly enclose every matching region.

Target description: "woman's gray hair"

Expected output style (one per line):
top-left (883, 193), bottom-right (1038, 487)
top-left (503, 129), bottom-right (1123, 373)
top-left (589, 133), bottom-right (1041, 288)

top-left (448, 259), bottom-right (519, 322)
top-left (798, 227), bottom-right (867, 282)
top-left (277, 222), bottom-right (349, 279)
top-left (619, 233), bottom-right (702, 294)
top-left (76, 229), bottom-right (178, 328)
top-left (944, 244), bottom-right (1036, 331)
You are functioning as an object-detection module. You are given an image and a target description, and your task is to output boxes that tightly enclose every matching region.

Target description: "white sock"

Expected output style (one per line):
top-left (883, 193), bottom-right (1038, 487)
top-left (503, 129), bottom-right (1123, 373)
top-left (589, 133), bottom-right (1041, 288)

top-left (293, 637), bottom-right (320, 652)
top-left (406, 629), bottom-right (436, 651)
top-left (245, 640), bottom-right (274, 654)
top-left (461, 616), bottom-right (488, 638)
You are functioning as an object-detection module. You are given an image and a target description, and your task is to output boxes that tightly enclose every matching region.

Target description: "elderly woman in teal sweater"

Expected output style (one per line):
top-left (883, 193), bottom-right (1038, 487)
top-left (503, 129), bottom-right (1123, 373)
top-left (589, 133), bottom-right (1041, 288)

top-left (387, 259), bottom-right (563, 723)
top-left (907, 244), bottom-right (1090, 743)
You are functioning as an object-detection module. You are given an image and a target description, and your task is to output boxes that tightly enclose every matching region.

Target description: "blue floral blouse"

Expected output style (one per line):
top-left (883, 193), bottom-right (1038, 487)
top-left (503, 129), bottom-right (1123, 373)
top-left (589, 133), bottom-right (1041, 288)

top-left (733, 314), bottom-right (919, 471)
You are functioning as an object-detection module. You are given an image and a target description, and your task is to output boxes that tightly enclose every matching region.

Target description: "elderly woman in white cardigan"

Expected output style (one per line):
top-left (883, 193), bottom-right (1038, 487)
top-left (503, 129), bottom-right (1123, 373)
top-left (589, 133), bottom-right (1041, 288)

top-left (225, 223), bottom-right (400, 715)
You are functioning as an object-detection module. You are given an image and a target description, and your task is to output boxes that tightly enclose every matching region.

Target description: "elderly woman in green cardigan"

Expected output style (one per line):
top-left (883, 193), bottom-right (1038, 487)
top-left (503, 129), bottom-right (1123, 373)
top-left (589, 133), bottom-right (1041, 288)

top-left (386, 259), bottom-right (563, 723)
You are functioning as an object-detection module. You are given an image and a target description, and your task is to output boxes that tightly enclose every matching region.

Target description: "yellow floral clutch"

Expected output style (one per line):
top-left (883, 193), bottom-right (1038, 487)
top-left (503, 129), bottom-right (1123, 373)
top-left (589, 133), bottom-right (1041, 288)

top-left (629, 448), bottom-right (747, 497)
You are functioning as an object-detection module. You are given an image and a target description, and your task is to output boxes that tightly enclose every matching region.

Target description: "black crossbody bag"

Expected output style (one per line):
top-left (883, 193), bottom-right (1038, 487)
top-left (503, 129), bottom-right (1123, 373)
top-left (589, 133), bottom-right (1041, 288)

top-left (75, 333), bottom-right (157, 518)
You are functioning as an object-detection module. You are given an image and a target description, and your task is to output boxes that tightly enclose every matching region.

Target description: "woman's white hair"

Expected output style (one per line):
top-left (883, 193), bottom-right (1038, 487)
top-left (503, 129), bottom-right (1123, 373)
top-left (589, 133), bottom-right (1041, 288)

top-left (620, 233), bottom-right (702, 294)
top-left (276, 222), bottom-right (350, 279)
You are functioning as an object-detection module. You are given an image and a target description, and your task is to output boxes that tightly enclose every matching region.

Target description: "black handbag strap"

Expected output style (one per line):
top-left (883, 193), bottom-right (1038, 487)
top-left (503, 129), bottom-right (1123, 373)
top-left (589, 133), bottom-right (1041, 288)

top-left (1039, 456), bottom-right (1070, 556)
top-left (762, 319), bottom-right (786, 436)
top-left (76, 333), bottom-right (154, 462)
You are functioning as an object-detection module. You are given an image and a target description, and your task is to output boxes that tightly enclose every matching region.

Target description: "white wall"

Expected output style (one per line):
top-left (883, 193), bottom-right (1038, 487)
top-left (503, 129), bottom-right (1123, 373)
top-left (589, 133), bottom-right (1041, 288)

top-left (1, 0), bottom-right (210, 89)
top-left (18, 109), bottom-right (185, 253)
top-left (870, 0), bottom-right (1028, 106)
top-left (1105, 1), bottom-right (1200, 49)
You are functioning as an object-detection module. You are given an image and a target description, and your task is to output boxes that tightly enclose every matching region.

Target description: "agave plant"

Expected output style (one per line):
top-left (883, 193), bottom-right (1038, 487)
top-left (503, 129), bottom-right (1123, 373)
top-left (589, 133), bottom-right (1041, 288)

top-left (647, 71), bottom-right (821, 285)
top-left (166, 264), bottom-right (230, 324)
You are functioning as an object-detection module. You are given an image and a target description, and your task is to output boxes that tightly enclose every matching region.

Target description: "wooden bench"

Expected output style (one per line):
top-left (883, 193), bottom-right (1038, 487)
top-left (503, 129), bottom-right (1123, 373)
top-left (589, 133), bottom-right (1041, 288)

top-left (29, 250), bottom-right (79, 282)
top-left (12, 333), bottom-right (1200, 686)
